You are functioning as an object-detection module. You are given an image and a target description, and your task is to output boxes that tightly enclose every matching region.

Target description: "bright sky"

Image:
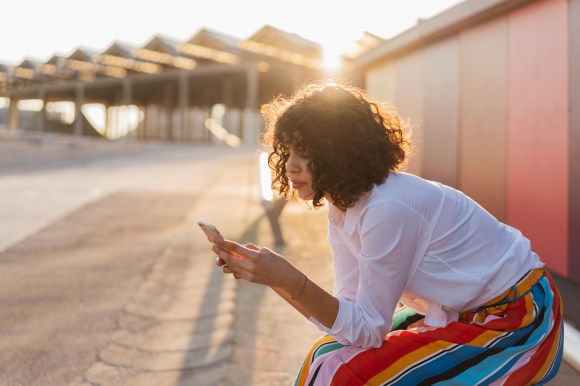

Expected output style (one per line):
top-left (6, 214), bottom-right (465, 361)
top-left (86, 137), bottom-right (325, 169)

top-left (0, 0), bottom-right (465, 66)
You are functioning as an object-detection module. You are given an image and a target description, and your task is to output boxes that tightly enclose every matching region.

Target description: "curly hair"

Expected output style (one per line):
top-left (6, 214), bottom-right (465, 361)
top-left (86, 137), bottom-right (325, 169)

top-left (261, 80), bottom-right (412, 211)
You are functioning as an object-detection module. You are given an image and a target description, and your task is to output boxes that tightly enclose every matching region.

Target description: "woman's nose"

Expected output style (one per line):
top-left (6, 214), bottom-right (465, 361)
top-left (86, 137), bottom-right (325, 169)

top-left (286, 154), bottom-right (298, 173)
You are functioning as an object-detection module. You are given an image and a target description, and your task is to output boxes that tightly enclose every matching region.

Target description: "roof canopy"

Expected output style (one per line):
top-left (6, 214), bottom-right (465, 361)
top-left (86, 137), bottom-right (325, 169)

top-left (1, 24), bottom-right (327, 92)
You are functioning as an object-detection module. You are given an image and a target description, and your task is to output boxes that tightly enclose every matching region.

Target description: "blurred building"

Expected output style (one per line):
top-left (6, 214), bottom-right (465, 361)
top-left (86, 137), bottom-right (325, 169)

top-left (355, 0), bottom-right (579, 284)
top-left (0, 25), bottom-right (334, 143)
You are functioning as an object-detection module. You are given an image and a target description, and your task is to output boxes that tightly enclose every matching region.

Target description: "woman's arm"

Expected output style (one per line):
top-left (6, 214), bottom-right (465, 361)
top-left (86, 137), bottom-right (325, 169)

top-left (270, 286), bottom-right (311, 318)
top-left (213, 240), bottom-right (339, 328)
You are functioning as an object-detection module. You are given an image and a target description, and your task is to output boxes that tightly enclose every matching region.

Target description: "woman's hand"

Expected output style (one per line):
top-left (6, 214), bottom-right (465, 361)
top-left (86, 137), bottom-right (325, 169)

top-left (212, 239), bottom-right (339, 328)
top-left (212, 239), bottom-right (304, 296)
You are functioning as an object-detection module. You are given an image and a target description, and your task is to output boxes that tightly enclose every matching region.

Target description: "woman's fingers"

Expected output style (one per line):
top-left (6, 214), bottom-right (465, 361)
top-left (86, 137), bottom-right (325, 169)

top-left (212, 239), bottom-right (276, 283)
top-left (221, 259), bottom-right (244, 280)
top-left (215, 239), bottom-right (256, 260)
top-left (245, 243), bottom-right (260, 251)
top-left (212, 245), bottom-right (227, 267)
top-left (215, 256), bottom-right (226, 266)
top-left (211, 240), bottom-right (250, 275)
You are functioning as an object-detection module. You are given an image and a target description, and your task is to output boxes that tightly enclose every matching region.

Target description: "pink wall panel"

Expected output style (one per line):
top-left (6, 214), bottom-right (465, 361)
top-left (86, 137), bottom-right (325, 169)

top-left (459, 17), bottom-right (507, 221)
top-left (393, 51), bottom-right (424, 176)
top-left (569, 0), bottom-right (580, 282)
top-left (422, 37), bottom-right (460, 188)
top-left (507, 0), bottom-right (569, 276)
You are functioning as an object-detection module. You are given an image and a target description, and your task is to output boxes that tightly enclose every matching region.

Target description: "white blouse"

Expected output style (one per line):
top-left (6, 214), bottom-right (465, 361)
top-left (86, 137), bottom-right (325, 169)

top-left (309, 172), bottom-right (543, 348)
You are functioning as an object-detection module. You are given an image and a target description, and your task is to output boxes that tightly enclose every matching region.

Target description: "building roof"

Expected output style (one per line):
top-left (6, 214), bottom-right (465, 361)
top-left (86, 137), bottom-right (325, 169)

top-left (0, 64), bottom-right (11, 86)
top-left (66, 47), bottom-right (126, 79)
top-left (341, 32), bottom-right (384, 60)
top-left (247, 24), bottom-right (322, 58)
top-left (188, 28), bottom-right (242, 52)
top-left (1, 24), bottom-right (333, 92)
top-left (140, 34), bottom-right (181, 56)
top-left (101, 41), bottom-right (137, 57)
top-left (355, 0), bottom-right (534, 68)
top-left (97, 42), bottom-right (163, 74)
top-left (39, 54), bottom-right (73, 79)
top-left (45, 54), bottom-right (67, 66)
top-left (178, 28), bottom-right (243, 64)
top-left (16, 58), bottom-right (42, 69)
top-left (239, 25), bottom-right (323, 69)
top-left (11, 58), bottom-right (43, 81)
top-left (133, 34), bottom-right (197, 70)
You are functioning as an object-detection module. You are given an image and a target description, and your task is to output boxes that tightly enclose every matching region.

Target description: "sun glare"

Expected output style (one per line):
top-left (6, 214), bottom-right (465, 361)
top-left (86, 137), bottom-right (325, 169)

top-left (322, 50), bottom-right (342, 71)
top-left (320, 40), bottom-right (348, 72)
top-left (17, 99), bottom-right (43, 111)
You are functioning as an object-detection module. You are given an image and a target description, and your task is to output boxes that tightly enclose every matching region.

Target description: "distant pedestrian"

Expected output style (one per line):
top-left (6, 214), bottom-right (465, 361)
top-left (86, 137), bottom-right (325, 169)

top-left (210, 80), bottom-right (563, 385)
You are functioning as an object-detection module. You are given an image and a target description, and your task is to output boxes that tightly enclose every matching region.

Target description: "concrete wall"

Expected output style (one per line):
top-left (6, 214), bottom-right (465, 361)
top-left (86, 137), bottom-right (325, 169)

top-left (459, 16), bottom-right (507, 221)
top-left (394, 51), bottom-right (425, 176)
top-left (366, 54), bottom-right (426, 176)
top-left (422, 37), bottom-right (460, 188)
top-left (569, 0), bottom-right (580, 282)
top-left (506, 0), bottom-right (569, 277)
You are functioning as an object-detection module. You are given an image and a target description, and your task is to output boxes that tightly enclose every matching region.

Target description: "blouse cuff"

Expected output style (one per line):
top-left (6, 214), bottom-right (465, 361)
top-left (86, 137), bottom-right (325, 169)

top-left (307, 316), bottom-right (327, 331)
top-left (307, 298), bottom-right (350, 338)
top-left (424, 303), bottom-right (459, 327)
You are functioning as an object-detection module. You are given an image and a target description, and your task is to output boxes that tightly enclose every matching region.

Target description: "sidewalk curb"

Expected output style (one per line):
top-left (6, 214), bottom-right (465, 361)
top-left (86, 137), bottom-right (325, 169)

top-left (564, 320), bottom-right (580, 373)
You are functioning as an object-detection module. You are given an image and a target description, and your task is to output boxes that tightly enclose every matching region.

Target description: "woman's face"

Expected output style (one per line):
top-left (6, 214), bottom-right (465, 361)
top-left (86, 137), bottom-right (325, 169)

top-left (285, 146), bottom-right (314, 201)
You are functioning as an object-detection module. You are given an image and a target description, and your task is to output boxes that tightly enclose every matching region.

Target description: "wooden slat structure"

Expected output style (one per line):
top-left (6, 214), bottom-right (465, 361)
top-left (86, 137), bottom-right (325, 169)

top-left (0, 25), bottom-right (332, 142)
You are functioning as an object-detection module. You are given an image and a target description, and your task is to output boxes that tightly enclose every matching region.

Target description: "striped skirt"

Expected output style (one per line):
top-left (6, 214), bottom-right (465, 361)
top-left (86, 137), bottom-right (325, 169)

top-left (295, 269), bottom-right (563, 385)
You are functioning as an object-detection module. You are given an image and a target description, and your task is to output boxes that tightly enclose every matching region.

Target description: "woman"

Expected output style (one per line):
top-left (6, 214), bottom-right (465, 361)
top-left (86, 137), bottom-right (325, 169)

top-left (211, 81), bottom-right (563, 385)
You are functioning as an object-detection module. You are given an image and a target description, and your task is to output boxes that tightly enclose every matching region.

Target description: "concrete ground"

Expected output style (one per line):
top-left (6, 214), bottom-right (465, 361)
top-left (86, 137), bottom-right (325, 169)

top-left (0, 129), bottom-right (578, 385)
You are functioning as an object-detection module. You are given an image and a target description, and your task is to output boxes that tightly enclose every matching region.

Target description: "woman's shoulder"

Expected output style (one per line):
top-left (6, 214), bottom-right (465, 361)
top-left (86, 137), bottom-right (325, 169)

top-left (374, 172), bottom-right (441, 197)
top-left (365, 172), bottom-right (446, 219)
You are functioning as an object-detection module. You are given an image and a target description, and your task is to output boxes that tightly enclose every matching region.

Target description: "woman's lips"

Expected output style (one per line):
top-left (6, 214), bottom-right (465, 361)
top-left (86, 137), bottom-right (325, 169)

top-left (291, 180), bottom-right (305, 189)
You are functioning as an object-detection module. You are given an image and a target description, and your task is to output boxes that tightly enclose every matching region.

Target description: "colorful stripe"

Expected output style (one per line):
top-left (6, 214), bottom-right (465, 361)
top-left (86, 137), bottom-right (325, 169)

top-left (294, 270), bottom-right (563, 385)
top-left (293, 335), bottom-right (344, 386)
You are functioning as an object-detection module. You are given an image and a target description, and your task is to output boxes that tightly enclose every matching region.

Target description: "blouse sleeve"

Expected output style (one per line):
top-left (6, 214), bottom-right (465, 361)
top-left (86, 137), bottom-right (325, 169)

top-left (328, 220), bottom-right (359, 301)
top-left (312, 200), bottom-right (427, 348)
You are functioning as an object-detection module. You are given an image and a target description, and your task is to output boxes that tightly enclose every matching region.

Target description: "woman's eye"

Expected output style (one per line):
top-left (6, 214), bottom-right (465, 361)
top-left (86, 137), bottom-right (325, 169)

top-left (295, 147), bottom-right (308, 157)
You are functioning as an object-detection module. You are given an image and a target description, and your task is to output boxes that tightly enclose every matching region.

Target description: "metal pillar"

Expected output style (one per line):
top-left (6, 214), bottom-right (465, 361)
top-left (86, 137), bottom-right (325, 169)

top-left (117, 78), bottom-right (132, 140)
top-left (243, 63), bottom-right (259, 143)
top-left (74, 82), bottom-right (84, 136)
top-left (122, 78), bottom-right (132, 106)
top-left (9, 97), bottom-right (18, 130)
top-left (163, 83), bottom-right (174, 140)
top-left (37, 86), bottom-right (46, 132)
top-left (178, 71), bottom-right (189, 142)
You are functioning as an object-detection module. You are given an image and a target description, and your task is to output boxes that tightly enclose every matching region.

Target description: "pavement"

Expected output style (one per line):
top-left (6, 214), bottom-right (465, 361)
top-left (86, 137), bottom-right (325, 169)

top-left (0, 128), bottom-right (578, 385)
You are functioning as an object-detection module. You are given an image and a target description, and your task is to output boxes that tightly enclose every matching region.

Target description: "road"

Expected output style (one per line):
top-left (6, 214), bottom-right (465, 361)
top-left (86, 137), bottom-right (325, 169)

top-left (0, 131), bottom-right (576, 385)
top-left (0, 134), bottom-right (317, 385)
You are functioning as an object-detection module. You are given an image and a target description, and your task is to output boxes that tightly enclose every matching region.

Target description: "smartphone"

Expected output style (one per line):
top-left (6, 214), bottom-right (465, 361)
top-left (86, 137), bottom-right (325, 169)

top-left (197, 221), bottom-right (224, 244)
